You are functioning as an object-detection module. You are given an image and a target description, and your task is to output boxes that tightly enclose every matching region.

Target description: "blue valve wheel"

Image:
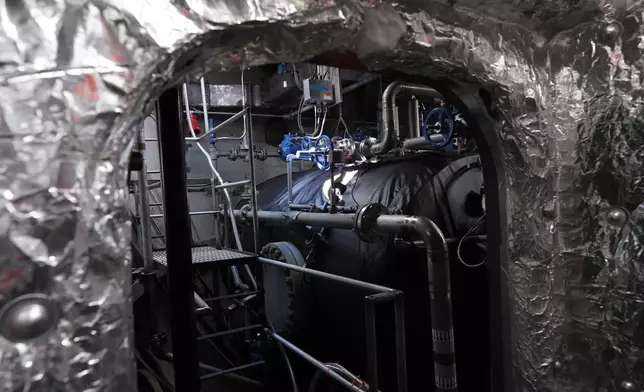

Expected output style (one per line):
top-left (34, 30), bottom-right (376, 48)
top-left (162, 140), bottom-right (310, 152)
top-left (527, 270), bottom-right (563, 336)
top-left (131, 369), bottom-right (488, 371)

top-left (422, 107), bottom-right (455, 148)
top-left (312, 135), bottom-right (333, 170)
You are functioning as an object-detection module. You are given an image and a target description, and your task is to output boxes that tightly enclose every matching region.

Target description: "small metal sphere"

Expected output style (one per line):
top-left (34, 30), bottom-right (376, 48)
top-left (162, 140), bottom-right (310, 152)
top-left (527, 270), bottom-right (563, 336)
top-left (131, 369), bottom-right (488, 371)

top-left (604, 22), bottom-right (622, 40)
top-left (0, 294), bottom-right (59, 343)
top-left (605, 207), bottom-right (628, 227)
top-left (619, 380), bottom-right (637, 391)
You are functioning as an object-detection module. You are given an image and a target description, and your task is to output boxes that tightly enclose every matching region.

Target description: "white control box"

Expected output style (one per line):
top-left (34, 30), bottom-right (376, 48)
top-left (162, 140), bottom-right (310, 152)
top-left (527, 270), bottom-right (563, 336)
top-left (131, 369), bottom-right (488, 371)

top-left (303, 78), bottom-right (335, 105)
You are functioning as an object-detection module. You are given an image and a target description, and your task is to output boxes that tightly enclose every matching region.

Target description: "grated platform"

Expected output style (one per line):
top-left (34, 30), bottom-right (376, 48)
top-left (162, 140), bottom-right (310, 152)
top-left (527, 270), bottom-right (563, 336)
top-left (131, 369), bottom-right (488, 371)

top-left (153, 246), bottom-right (257, 268)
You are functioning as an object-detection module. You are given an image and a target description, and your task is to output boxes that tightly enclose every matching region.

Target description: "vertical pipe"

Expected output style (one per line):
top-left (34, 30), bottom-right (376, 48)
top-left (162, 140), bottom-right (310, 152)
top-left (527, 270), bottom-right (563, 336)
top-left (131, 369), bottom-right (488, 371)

top-left (211, 176), bottom-right (220, 246)
top-left (328, 152), bottom-right (336, 213)
top-left (412, 98), bottom-right (420, 139)
top-left (287, 156), bottom-right (294, 205)
top-left (428, 246), bottom-right (458, 392)
top-left (156, 88), bottom-right (200, 391)
top-left (242, 71), bottom-right (260, 254)
top-left (365, 298), bottom-right (379, 392)
top-left (394, 294), bottom-right (408, 392)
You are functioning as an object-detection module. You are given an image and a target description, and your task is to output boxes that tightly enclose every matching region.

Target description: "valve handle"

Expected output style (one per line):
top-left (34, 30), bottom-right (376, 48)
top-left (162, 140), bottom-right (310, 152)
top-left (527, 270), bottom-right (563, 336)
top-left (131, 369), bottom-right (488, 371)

top-left (422, 107), bottom-right (455, 148)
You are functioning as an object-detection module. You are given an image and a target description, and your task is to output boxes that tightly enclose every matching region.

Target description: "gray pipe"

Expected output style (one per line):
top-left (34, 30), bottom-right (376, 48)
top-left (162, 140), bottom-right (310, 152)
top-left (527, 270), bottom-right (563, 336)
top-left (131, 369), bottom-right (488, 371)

top-left (234, 209), bottom-right (356, 230)
top-left (234, 208), bottom-right (457, 391)
top-left (402, 135), bottom-right (447, 150)
top-left (364, 82), bottom-right (443, 157)
top-left (409, 98), bottom-right (421, 139)
top-left (374, 215), bottom-right (457, 392)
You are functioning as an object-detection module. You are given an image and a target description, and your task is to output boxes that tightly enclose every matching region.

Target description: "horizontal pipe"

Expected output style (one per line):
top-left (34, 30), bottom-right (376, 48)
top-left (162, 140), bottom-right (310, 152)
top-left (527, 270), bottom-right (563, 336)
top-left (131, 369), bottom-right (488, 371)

top-left (235, 209), bottom-right (356, 230)
top-left (149, 210), bottom-right (220, 219)
top-left (214, 179), bottom-right (250, 190)
top-left (258, 257), bottom-right (395, 293)
top-left (268, 331), bottom-right (365, 392)
top-left (193, 109), bottom-right (285, 119)
top-left (402, 135), bottom-right (447, 150)
top-left (187, 107), bottom-right (248, 141)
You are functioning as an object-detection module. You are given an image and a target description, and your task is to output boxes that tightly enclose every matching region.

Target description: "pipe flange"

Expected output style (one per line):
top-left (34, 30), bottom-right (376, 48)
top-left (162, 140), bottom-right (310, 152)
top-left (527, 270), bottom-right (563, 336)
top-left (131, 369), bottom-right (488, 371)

top-left (239, 204), bottom-right (252, 223)
top-left (355, 203), bottom-right (389, 243)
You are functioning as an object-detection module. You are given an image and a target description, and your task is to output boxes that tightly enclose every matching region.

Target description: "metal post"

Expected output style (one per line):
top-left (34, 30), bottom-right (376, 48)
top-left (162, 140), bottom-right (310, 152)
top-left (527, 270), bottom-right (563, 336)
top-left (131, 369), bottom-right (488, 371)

top-left (156, 88), bottom-right (200, 391)
top-left (211, 176), bottom-right (220, 246)
top-left (287, 156), bottom-right (294, 205)
top-left (394, 294), bottom-right (408, 392)
top-left (242, 73), bottom-right (260, 254)
top-left (365, 297), bottom-right (379, 392)
top-left (137, 134), bottom-right (155, 271)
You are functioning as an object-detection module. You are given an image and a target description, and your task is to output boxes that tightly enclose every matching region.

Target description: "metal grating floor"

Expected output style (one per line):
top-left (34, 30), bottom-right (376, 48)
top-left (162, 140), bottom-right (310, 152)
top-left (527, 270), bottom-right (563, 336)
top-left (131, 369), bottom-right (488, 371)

top-left (153, 246), bottom-right (256, 267)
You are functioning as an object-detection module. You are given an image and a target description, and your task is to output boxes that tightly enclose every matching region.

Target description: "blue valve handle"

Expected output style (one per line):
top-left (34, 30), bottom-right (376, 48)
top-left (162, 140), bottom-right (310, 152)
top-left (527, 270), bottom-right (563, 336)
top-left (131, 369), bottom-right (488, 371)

top-left (422, 107), bottom-right (455, 148)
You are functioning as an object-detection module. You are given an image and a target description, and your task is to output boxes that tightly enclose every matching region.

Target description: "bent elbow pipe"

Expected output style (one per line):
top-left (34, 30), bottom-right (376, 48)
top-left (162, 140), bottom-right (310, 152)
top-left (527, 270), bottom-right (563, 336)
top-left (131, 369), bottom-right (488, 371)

top-left (367, 82), bottom-right (444, 157)
top-left (375, 214), bottom-right (457, 392)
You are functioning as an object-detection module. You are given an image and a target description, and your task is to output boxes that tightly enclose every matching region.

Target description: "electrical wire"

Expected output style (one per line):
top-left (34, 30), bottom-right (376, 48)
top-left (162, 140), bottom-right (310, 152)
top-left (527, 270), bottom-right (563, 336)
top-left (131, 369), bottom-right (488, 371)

top-left (456, 213), bottom-right (487, 268)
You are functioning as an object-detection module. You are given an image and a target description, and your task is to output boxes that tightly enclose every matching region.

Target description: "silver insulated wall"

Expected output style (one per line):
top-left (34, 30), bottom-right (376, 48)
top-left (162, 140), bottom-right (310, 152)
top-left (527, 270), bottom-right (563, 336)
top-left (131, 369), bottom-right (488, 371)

top-left (1, 1), bottom-right (643, 392)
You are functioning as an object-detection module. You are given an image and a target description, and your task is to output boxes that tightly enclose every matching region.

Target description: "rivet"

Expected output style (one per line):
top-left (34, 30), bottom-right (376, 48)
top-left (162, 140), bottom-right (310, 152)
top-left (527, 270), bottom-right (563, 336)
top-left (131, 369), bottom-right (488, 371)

top-left (0, 294), bottom-right (59, 343)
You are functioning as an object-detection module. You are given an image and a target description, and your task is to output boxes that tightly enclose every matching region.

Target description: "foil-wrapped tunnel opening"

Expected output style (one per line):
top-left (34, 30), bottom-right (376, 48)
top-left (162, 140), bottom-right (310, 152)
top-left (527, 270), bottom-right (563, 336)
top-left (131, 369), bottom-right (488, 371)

top-left (1, 1), bottom-right (643, 391)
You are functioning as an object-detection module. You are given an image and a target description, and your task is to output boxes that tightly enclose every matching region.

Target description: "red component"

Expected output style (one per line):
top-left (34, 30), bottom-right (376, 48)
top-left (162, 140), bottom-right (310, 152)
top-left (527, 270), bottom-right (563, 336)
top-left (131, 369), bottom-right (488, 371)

top-left (187, 112), bottom-right (201, 135)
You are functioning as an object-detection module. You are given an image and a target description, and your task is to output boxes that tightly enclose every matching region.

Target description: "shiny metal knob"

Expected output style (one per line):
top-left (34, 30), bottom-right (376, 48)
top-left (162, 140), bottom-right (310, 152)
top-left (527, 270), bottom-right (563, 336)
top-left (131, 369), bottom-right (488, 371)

top-left (0, 294), bottom-right (59, 342)
top-left (619, 380), bottom-right (637, 391)
top-left (605, 207), bottom-right (628, 227)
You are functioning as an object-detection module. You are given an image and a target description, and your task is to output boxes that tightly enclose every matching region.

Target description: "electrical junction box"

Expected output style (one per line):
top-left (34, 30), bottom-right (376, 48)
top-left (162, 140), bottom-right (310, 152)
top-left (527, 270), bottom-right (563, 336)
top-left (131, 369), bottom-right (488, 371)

top-left (303, 78), bottom-right (334, 105)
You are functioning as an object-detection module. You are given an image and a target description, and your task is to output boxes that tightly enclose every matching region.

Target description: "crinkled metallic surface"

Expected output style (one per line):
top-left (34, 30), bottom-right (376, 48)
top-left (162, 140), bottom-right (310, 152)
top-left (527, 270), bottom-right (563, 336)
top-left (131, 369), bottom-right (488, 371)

top-left (1, 0), bottom-right (643, 391)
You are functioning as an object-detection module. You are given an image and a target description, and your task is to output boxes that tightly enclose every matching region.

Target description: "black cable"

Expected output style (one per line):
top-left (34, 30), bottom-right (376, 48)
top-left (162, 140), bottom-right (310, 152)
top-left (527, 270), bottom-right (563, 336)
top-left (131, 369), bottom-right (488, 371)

top-left (456, 214), bottom-right (487, 268)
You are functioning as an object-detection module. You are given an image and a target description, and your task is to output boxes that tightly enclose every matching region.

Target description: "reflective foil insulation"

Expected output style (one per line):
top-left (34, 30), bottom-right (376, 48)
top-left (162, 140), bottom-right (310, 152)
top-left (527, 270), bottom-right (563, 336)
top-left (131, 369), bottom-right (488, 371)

top-left (1, 1), bottom-right (643, 391)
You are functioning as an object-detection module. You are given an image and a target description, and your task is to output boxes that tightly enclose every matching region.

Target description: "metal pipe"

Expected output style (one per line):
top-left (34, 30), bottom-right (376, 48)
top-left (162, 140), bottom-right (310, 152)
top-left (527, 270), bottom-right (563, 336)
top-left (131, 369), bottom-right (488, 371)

top-left (364, 295), bottom-right (379, 392)
top-left (285, 74), bottom-right (379, 118)
top-left (402, 135), bottom-right (447, 150)
top-left (148, 210), bottom-right (220, 219)
top-left (192, 109), bottom-right (284, 119)
top-left (258, 257), bottom-right (395, 293)
top-left (156, 87), bottom-right (200, 391)
top-left (214, 179), bottom-right (250, 190)
top-left (394, 294), bottom-right (408, 392)
top-left (236, 209), bottom-right (356, 230)
top-left (269, 331), bottom-right (365, 392)
top-left (374, 214), bottom-right (457, 392)
top-left (287, 156), bottom-right (294, 205)
top-left (408, 97), bottom-right (421, 139)
top-left (136, 127), bottom-right (155, 272)
top-left (186, 107), bottom-right (247, 141)
top-left (243, 74), bottom-right (260, 255)
top-left (364, 82), bottom-right (443, 158)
